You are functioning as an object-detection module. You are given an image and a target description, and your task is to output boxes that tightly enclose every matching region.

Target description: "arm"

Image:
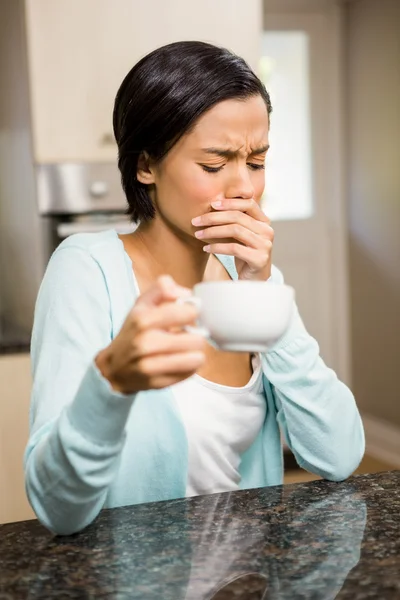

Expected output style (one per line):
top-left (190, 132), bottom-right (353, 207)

top-left (262, 267), bottom-right (365, 481)
top-left (25, 240), bottom-right (205, 535)
top-left (25, 244), bottom-right (135, 535)
top-left (193, 200), bottom-right (364, 479)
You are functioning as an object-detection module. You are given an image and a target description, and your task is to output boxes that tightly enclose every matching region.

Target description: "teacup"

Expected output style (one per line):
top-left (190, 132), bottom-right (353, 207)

top-left (182, 280), bottom-right (294, 352)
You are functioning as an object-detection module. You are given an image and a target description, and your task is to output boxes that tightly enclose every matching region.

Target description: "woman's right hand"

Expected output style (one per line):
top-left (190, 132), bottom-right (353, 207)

top-left (95, 275), bottom-right (206, 394)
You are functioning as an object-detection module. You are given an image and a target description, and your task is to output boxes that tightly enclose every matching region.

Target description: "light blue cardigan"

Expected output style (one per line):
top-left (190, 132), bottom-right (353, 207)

top-left (24, 230), bottom-right (364, 535)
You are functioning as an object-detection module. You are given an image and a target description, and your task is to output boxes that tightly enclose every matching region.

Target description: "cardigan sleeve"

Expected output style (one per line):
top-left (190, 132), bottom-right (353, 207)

top-left (262, 267), bottom-right (365, 481)
top-left (25, 242), bottom-right (136, 535)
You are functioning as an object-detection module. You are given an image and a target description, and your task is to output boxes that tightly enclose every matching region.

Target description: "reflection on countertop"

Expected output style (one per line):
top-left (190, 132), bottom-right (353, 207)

top-left (0, 471), bottom-right (399, 599)
top-left (0, 316), bottom-right (30, 355)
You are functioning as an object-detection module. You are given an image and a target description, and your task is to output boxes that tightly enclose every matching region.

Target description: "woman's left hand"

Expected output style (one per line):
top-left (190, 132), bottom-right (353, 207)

top-left (191, 199), bottom-right (274, 281)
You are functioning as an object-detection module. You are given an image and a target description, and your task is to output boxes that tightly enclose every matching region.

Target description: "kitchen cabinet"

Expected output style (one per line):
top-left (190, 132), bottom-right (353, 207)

top-left (0, 354), bottom-right (35, 524)
top-left (25, 0), bottom-right (262, 162)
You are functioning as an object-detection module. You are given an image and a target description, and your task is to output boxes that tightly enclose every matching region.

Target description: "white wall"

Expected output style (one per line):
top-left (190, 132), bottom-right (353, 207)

top-left (346, 0), bottom-right (400, 424)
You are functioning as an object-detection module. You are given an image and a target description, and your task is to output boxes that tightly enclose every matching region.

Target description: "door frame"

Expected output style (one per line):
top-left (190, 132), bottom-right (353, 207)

top-left (263, 1), bottom-right (351, 384)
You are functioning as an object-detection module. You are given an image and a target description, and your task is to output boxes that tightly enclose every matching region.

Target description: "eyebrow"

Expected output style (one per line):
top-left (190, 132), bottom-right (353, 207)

top-left (201, 144), bottom-right (270, 158)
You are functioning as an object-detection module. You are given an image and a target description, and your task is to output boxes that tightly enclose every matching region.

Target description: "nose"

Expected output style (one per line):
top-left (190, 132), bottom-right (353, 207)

top-left (225, 165), bottom-right (254, 200)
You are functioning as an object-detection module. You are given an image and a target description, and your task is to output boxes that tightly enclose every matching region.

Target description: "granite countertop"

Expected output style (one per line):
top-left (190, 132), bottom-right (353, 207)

top-left (0, 471), bottom-right (399, 599)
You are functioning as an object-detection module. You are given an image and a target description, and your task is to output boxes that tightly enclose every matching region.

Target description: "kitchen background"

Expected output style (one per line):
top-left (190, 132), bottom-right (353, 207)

top-left (0, 0), bottom-right (399, 524)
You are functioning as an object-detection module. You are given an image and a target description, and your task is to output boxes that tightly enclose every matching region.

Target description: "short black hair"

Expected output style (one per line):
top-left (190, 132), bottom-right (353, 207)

top-left (113, 41), bottom-right (272, 223)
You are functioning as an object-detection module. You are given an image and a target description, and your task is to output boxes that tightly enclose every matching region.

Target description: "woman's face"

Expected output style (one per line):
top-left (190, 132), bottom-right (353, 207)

top-left (139, 94), bottom-right (270, 237)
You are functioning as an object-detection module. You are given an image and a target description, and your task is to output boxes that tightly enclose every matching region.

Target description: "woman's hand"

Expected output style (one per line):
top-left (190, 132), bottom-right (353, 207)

top-left (191, 199), bottom-right (274, 281)
top-left (95, 276), bottom-right (206, 394)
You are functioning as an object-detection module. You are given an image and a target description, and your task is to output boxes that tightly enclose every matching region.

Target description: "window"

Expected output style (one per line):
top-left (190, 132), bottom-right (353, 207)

top-left (260, 31), bottom-right (313, 220)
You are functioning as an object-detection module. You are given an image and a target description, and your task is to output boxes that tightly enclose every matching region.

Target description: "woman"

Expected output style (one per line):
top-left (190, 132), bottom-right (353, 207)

top-left (25, 41), bottom-right (364, 535)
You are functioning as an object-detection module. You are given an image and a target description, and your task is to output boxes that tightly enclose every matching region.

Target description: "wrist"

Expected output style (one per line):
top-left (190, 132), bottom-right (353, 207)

top-left (95, 347), bottom-right (125, 394)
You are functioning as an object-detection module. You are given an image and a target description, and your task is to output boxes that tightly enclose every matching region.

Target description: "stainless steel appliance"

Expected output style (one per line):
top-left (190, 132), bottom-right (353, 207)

top-left (37, 163), bottom-right (135, 255)
top-left (0, 162), bottom-right (135, 340)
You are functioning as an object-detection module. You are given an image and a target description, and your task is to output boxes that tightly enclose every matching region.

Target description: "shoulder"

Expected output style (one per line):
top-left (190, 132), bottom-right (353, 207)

top-left (53, 229), bottom-right (121, 259)
top-left (45, 229), bottom-right (125, 280)
top-left (37, 230), bottom-right (125, 307)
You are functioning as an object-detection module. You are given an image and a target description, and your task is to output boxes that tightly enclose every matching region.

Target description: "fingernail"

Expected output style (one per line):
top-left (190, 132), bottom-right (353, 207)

top-left (161, 274), bottom-right (175, 287)
top-left (211, 201), bottom-right (222, 208)
top-left (191, 217), bottom-right (202, 225)
top-left (194, 230), bottom-right (204, 238)
top-left (177, 287), bottom-right (192, 297)
top-left (203, 245), bottom-right (211, 252)
top-left (160, 275), bottom-right (179, 295)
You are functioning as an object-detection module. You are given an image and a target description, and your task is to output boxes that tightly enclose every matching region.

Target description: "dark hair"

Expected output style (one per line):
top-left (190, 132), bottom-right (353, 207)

top-left (113, 41), bottom-right (272, 223)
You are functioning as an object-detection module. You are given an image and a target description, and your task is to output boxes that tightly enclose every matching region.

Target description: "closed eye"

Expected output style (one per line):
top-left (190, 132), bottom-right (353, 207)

top-left (201, 163), bottom-right (265, 174)
top-left (201, 164), bottom-right (223, 173)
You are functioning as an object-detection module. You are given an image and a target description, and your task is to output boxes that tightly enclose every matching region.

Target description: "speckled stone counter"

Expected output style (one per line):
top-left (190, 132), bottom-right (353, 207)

top-left (0, 471), bottom-right (399, 599)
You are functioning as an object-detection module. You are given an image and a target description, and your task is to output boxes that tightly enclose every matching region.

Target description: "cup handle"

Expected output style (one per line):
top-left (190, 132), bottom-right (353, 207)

top-left (176, 296), bottom-right (210, 339)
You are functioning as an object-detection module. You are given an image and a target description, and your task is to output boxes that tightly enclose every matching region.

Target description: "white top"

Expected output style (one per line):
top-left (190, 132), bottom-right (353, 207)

top-left (172, 354), bottom-right (266, 496)
top-left (129, 264), bottom-right (267, 497)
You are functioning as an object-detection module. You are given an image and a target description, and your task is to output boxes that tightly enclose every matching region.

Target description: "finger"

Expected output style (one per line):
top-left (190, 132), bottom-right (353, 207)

top-left (138, 351), bottom-right (205, 378)
top-left (135, 275), bottom-right (191, 310)
top-left (195, 224), bottom-right (269, 249)
top-left (131, 301), bottom-right (200, 333)
top-left (143, 372), bottom-right (198, 389)
top-left (209, 199), bottom-right (270, 222)
top-left (203, 243), bottom-right (271, 270)
top-left (193, 209), bottom-right (270, 233)
top-left (133, 330), bottom-right (206, 360)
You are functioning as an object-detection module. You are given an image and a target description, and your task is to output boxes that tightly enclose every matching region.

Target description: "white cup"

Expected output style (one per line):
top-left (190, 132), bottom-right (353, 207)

top-left (181, 280), bottom-right (295, 352)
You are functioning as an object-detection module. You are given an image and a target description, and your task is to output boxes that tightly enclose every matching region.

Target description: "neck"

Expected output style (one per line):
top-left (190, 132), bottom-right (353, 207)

top-left (127, 216), bottom-right (212, 289)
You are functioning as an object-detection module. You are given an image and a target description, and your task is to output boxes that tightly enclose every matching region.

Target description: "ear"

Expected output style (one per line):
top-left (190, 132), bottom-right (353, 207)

top-left (137, 152), bottom-right (156, 185)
